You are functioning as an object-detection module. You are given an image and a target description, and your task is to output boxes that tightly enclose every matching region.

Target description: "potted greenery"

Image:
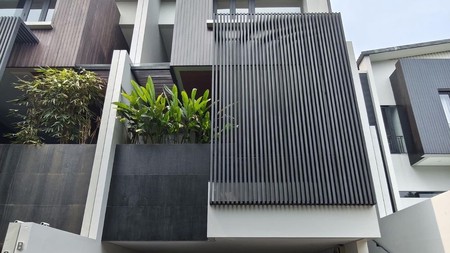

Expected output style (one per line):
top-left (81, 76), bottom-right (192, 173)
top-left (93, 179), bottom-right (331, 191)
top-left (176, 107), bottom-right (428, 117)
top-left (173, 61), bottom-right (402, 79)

top-left (114, 76), bottom-right (210, 144)
top-left (6, 67), bottom-right (105, 144)
top-left (0, 67), bottom-right (104, 238)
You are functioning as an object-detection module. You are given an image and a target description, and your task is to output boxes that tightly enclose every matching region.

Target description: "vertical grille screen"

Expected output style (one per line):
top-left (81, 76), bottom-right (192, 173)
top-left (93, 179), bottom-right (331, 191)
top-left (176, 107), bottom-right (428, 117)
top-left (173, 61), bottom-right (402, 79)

top-left (0, 16), bottom-right (38, 76)
top-left (210, 13), bottom-right (375, 205)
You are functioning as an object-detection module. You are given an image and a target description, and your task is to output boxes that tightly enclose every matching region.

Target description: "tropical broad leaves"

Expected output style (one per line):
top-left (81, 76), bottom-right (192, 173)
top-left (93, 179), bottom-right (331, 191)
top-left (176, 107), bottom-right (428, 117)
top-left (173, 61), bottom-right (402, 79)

top-left (114, 76), bottom-right (211, 144)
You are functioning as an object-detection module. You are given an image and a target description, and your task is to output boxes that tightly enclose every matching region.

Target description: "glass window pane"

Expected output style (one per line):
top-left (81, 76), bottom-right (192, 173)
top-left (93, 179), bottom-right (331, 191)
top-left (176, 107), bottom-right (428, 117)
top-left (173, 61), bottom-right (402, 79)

top-left (255, 0), bottom-right (302, 13)
top-left (236, 0), bottom-right (248, 14)
top-left (45, 0), bottom-right (56, 21)
top-left (27, 0), bottom-right (45, 21)
top-left (216, 0), bottom-right (230, 14)
top-left (439, 93), bottom-right (450, 127)
top-left (0, 0), bottom-right (23, 17)
top-left (27, 9), bottom-right (41, 21)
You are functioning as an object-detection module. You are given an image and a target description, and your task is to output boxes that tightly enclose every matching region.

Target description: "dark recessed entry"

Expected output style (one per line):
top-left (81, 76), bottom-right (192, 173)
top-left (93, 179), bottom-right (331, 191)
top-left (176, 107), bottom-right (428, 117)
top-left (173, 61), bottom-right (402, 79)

top-left (179, 70), bottom-right (212, 95)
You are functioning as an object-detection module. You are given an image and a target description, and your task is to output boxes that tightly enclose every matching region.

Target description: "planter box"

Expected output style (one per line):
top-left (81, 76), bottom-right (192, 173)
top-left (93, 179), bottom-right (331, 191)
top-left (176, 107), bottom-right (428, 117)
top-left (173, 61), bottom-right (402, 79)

top-left (0, 144), bottom-right (95, 244)
top-left (103, 144), bottom-right (210, 241)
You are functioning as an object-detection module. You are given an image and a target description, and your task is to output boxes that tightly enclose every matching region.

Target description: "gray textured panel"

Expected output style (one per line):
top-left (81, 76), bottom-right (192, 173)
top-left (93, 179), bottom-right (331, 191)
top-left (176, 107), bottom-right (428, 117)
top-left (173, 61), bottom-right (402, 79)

top-left (390, 59), bottom-right (450, 162)
top-left (0, 144), bottom-right (95, 243)
top-left (210, 13), bottom-right (375, 205)
top-left (171, 0), bottom-right (213, 66)
top-left (103, 144), bottom-right (210, 241)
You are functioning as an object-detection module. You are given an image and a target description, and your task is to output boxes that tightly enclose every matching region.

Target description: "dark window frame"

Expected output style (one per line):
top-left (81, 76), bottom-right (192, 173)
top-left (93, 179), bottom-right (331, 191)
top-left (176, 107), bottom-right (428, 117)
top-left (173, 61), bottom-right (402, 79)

top-left (213, 0), bottom-right (302, 14)
top-left (20, 0), bottom-right (55, 22)
top-left (381, 105), bottom-right (407, 154)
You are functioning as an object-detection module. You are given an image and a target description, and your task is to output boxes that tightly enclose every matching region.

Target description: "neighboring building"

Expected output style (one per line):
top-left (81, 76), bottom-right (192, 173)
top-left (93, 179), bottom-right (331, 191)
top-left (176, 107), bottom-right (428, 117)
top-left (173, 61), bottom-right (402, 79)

top-left (0, 1), bottom-right (381, 253)
top-left (357, 39), bottom-right (450, 253)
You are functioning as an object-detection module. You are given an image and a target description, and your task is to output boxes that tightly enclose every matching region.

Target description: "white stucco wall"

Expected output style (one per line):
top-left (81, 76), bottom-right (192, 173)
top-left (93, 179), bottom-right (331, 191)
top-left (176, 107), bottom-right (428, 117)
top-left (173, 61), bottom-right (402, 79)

top-left (303, 0), bottom-right (330, 12)
top-left (130, 0), bottom-right (168, 63)
top-left (2, 223), bottom-right (137, 253)
top-left (370, 60), bottom-right (397, 105)
top-left (208, 204), bottom-right (380, 238)
top-left (392, 155), bottom-right (450, 192)
top-left (359, 50), bottom-right (450, 213)
top-left (159, 0), bottom-right (176, 25)
top-left (432, 191), bottom-right (450, 253)
top-left (368, 191), bottom-right (449, 253)
top-left (116, 1), bottom-right (137, 25)
top-left (368, 199), bottom-right (446, 253)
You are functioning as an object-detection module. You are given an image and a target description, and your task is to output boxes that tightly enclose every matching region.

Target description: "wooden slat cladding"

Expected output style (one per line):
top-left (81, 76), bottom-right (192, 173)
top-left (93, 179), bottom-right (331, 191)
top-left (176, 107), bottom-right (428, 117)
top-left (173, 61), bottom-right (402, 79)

top-left (7, 0), bottom-right (127, 68)
top-left (76, 0), bottom-right (128, 64)
top-left (210, 13), bottom-right (376, 206)
top-left (171, 0), bottom-right (213, 66)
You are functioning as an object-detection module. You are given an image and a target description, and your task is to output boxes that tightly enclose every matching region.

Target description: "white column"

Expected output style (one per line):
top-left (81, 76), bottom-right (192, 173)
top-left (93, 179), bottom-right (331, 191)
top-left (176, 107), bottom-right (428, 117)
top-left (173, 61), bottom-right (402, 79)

top-left (347, 41), bottom-right (393, 217)
top-left (81, 50), bottom-right (132, 239)
top-left (344, 240), bottom-right (370, 253)
top-left (302, 0), bottom-right (331, 13)
top-left (129, 0), bottom-right (167, 64)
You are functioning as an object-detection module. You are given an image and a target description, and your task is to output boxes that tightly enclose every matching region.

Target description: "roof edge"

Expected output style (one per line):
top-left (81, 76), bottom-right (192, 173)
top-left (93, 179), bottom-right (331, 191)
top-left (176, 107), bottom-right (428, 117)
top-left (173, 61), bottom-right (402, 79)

top-left (356, 38), bottom-right (450, 67)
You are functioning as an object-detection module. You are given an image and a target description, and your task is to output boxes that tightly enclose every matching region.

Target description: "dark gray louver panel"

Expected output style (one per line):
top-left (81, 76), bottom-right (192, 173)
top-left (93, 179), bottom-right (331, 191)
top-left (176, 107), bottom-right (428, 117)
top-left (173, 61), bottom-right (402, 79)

top-left (210, 13), bottom-right (375, 205)
top-left (0, 16), bottom-right (38, 77)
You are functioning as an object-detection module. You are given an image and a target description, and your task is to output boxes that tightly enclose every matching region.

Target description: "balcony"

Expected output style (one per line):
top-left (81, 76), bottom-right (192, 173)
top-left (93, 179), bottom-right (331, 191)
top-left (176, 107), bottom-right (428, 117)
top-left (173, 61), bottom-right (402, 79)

top-left (387, 135), bottom-right (407, 154)
top-left (390, 58), bottom-right (450, 166)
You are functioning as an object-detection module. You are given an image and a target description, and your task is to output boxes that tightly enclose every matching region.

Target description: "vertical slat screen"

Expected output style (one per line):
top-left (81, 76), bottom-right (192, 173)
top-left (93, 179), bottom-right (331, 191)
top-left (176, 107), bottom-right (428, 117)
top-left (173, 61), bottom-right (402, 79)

top-left (0, 16), bottom-right (38, 78)
top-left (210, 13), bottom-right (375, 205)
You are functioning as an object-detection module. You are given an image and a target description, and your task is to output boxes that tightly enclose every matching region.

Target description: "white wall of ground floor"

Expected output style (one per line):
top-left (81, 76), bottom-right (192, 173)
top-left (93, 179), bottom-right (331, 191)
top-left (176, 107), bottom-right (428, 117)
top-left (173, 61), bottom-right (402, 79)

top-left (2, 223), bottom-right (137, 253)
top-left (208, 203), bottom-right (380, 239)
top-left (391, 154), bottom-right (450, 209)
top-left (368, 191), bottom-right (450, 253)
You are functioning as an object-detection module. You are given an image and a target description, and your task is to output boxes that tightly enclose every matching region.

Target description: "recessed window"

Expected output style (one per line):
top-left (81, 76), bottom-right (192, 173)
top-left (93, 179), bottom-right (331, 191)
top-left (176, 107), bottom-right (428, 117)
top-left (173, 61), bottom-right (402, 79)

top-left (381, 106), bottom-right (407, 154)
top-left (0, 0), bottom-right (24, 17)
top-left (439, 92), bottom-right (450, 128)
top-left (255, 0), bottom-right (302, 14)
top-left (400, 191), bottom-right (443, 198)
top-left (214, 0), bottom-right (302, 14)
top-left (0, 0), bottom-right (56, 22)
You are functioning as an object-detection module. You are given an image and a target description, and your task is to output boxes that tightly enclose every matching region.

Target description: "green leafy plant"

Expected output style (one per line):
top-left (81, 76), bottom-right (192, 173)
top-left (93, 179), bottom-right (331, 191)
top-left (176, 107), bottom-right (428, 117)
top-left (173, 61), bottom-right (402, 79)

top-left (6, 68), bottom-right (105, 144)
top-left (114, 76), bottom-right (211, 144)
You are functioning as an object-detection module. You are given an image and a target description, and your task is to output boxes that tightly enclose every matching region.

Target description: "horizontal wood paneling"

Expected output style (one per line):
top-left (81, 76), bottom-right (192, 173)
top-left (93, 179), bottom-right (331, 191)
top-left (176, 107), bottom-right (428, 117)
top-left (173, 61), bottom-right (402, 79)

top-left (210, 13), bottom-right (375, 206)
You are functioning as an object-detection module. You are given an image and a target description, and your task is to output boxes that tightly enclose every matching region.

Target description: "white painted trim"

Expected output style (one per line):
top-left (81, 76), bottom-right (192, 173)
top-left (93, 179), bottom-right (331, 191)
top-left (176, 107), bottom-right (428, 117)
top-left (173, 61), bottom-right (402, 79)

top-left (369, 127), bottom-right (394, 216)
top-left (129, 0), bottom-right (146, 63)
top-left (25, 21), bottom-right (53, 29)
top-left (346, 42), bottom-right (392, 217)
top-left (362, 55), bottom-right (402, 212)
top-left (81, 50), bottom-right (131, 239)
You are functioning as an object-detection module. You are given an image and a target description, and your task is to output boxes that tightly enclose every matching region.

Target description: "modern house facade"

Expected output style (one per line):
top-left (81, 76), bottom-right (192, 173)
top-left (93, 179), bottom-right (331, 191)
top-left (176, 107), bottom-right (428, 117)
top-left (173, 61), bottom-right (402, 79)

top-left (357, 39), bottom-right (450, 253)
top-left (1, 1), bottom-right (382, 253)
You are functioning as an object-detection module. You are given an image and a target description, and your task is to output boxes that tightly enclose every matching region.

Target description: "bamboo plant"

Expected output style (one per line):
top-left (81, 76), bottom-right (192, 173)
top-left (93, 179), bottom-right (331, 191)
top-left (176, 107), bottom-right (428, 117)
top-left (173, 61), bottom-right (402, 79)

top-left (6, 68), bottom-right (105, 144)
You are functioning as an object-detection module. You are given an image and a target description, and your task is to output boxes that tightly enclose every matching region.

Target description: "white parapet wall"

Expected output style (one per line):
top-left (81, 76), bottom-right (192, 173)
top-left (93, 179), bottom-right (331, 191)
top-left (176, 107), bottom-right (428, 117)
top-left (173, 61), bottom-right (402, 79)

top-left (208, 203), bottom-right (380, 239)
top-left (368, 191), bottom-right (450, 253)
top-left (1, 222), bottom-right (137, 253)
